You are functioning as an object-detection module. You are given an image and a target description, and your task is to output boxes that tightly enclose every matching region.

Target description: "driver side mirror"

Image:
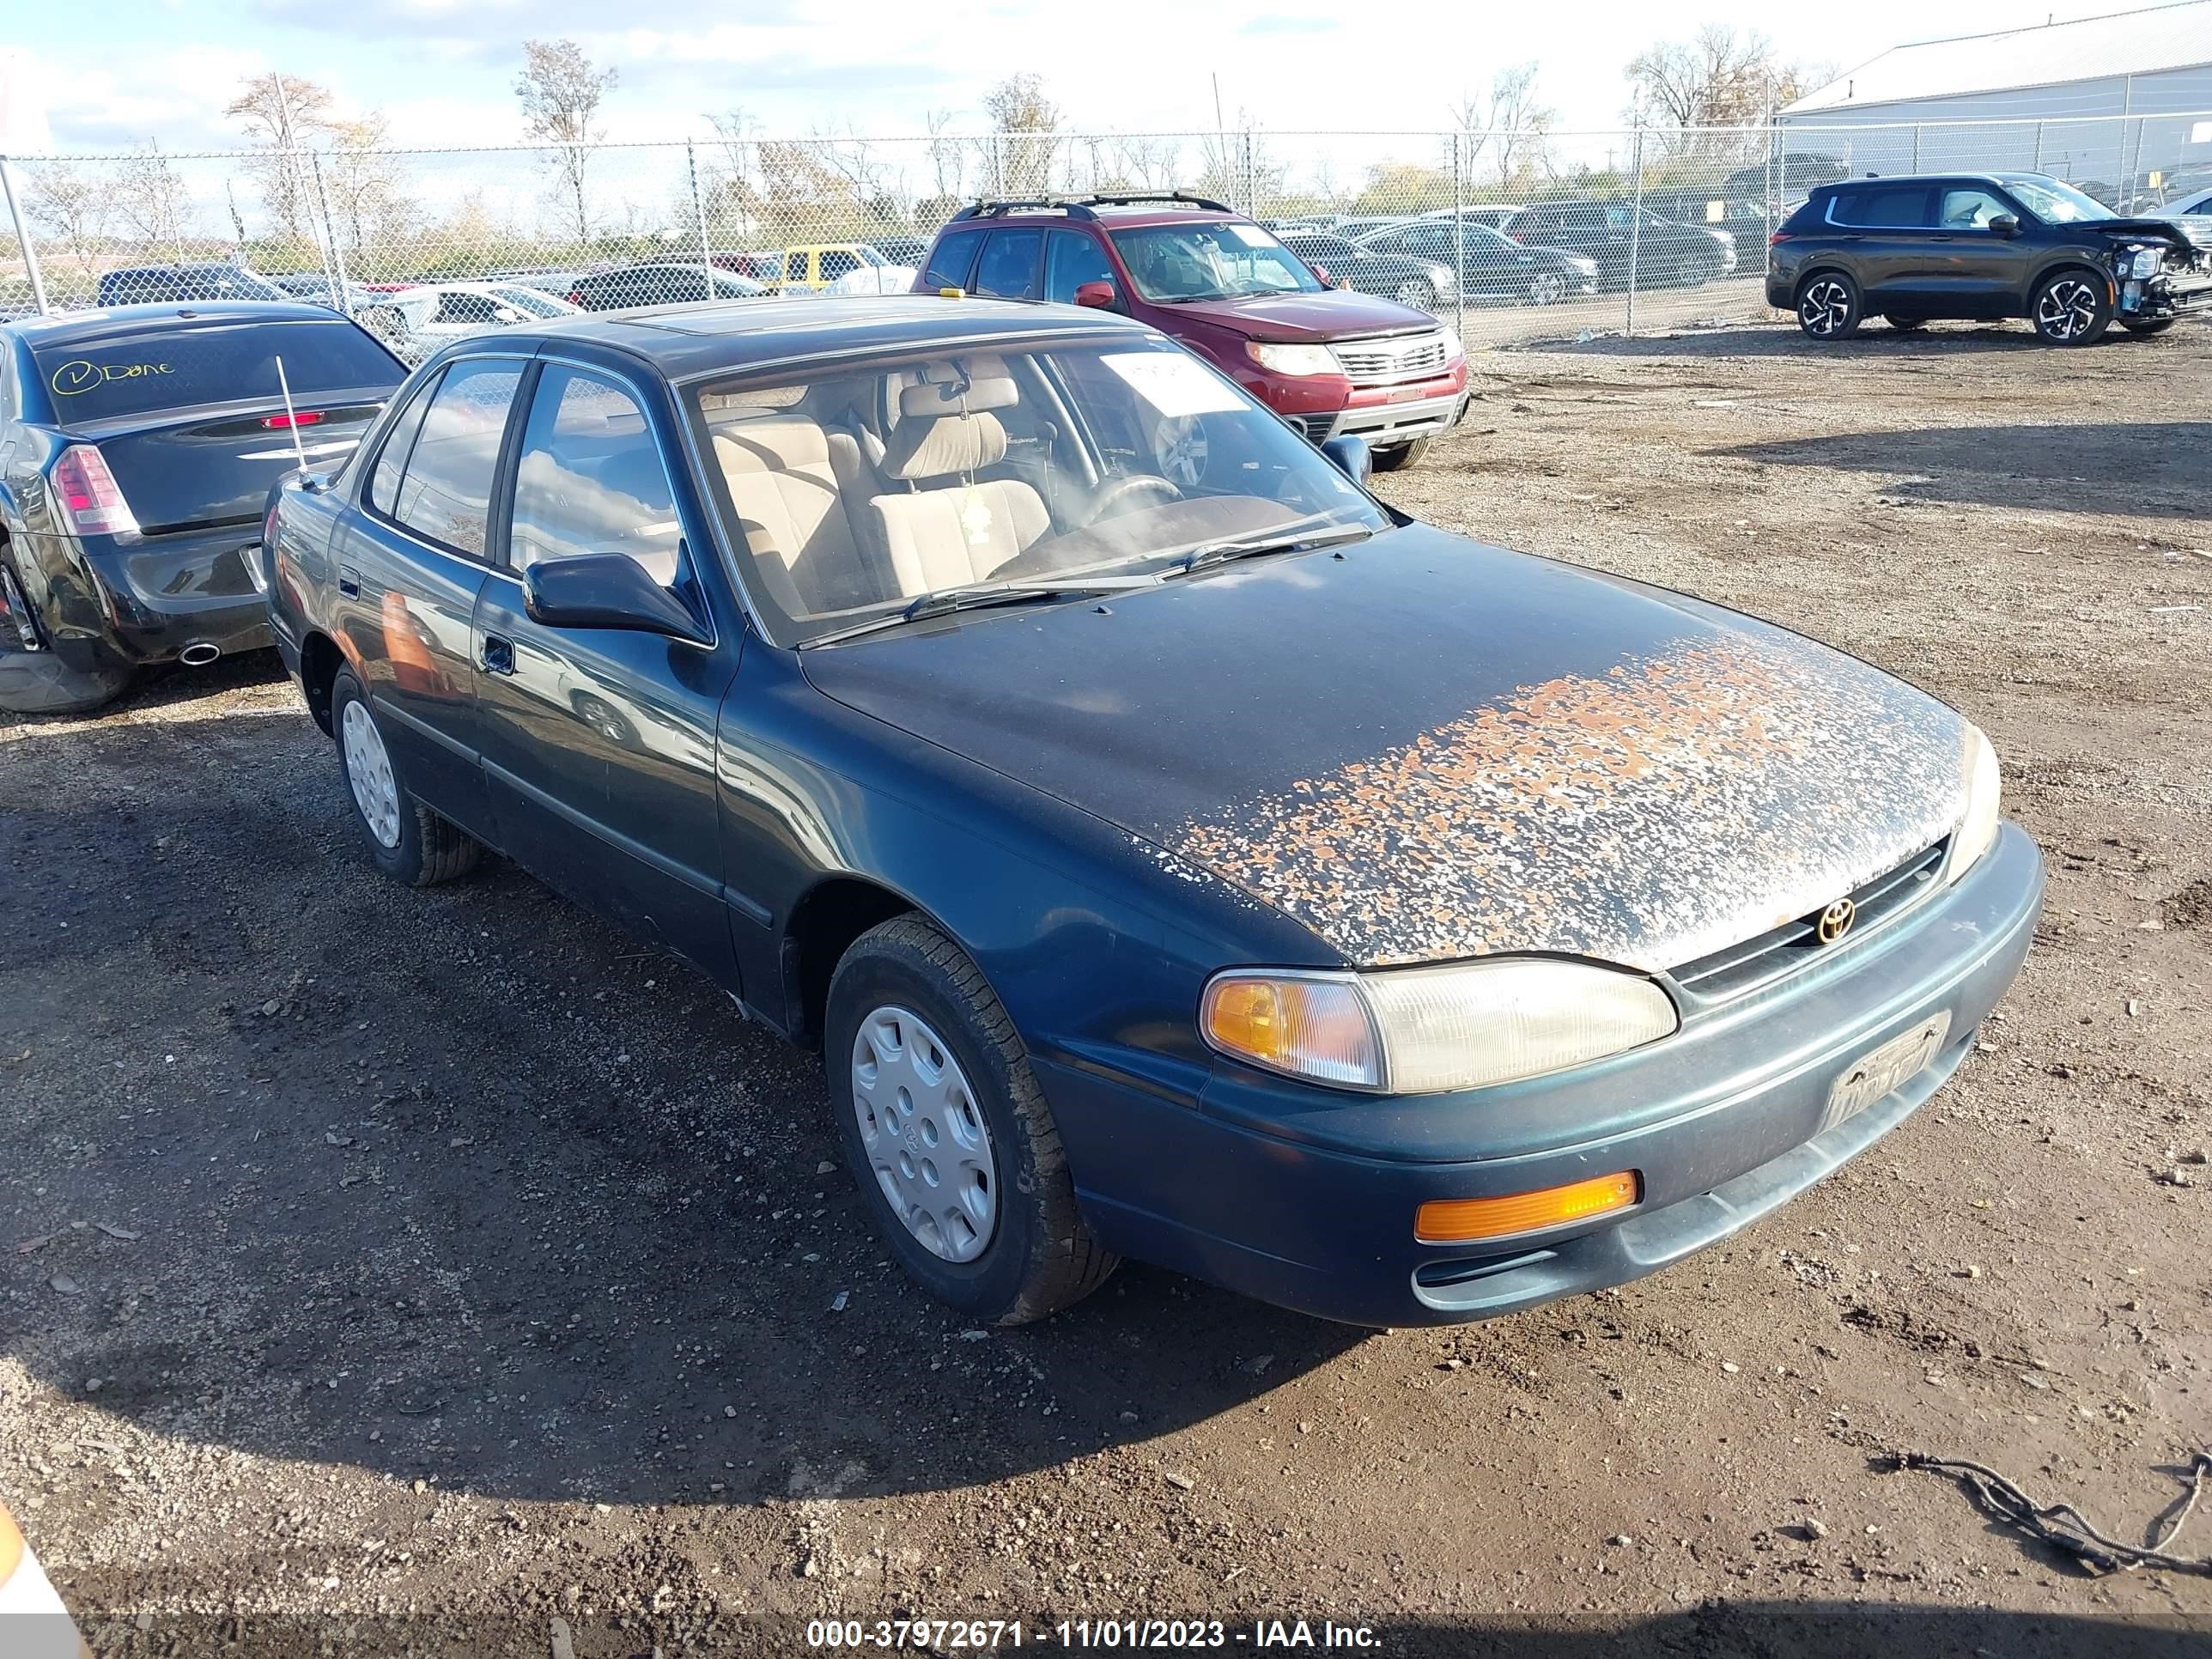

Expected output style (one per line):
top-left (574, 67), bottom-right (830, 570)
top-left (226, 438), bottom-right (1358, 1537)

top-left (1988, 213), bottom-right (2021, 236)
top-left (524, 551), bottom-right (712, 646)
top-left (1073, 280), bottom-right (1118, 310)
top-left (1319, 434), bottom-right (1371, 485)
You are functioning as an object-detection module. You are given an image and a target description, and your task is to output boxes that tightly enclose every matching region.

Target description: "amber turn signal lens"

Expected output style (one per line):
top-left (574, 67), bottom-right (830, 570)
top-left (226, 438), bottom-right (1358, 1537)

top-left (1415, 1171), bottom-right (1640, 1243)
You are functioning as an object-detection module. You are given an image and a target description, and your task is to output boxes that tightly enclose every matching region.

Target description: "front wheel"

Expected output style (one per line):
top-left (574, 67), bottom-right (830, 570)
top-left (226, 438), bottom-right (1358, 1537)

top-left (1526, 271), bottom-right (1565, 307)
top-left (1796, 272), bottom-right (1862, 341)
top-left (1369, 437), bottom-right (1431, 472)
top-left (330, 667), bottom-right (481, 886)
top-left (2031, 270), bottom-right (2112, 345)
top-left (2121, 318), bottom-right (2174, 336)
top-left (826, 915), bottom-right (1116, 1324)
top-left (1393, 279), bottom-right (1437, 312)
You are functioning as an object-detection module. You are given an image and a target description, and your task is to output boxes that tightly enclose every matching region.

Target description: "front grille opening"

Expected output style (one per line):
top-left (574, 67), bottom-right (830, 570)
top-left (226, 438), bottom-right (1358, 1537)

top-left (1334, 331), bottom-right (1448, 386)
top-left (1413, 1248), bottom-right (1559, 1291)
top-left (1671, 837), bottom-right (1949, 1004)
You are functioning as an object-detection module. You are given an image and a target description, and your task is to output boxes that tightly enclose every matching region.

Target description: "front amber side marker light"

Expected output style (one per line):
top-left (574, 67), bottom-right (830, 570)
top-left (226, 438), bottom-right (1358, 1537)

top-left (1416, 1171), bottom-right (1641, 1243)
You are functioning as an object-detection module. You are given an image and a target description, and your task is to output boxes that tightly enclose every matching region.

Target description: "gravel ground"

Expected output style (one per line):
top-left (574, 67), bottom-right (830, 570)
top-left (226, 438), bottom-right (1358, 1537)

top-left (3, 316), bottom-right (2209, 1658)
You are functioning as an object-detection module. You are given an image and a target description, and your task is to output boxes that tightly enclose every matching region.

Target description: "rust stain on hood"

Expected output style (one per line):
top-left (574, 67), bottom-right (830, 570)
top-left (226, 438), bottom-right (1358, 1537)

top-left (1170, 631), bottom-right (1970, 972)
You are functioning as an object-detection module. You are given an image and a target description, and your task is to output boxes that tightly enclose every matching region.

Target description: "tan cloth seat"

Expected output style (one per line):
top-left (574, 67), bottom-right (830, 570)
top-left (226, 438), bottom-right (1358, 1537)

top-left (709, 412), bottom-right (878, 615)
top-left (871, 361), bottom-right (1051, 595)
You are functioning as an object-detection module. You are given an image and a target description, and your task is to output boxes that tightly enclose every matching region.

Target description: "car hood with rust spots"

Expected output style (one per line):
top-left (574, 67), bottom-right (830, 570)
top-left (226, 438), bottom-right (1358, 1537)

top-left (800, 524), bottom-right (1972, 973)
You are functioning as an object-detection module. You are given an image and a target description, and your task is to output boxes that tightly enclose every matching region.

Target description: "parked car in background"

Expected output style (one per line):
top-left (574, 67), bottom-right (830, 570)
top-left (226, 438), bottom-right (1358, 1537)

top-left (825, 263), bottom-right (922, 296)
top-left (780, 243), bottom-right (899, 294)
top-left (867, 234), bottom-right (934, 269)
top-left (486, 267), bottom-right (596, 297)
top-left (1275, 230), bottom-right (1458, 311)
top-left (1329, 215), bottom-right (1414, 242)
top-left (95, 263), bottom-right (287, 307)
top-left (1419, 205), bottom-right (1522, 233)
top-left (263, 295), bottom-right (2039, 1329)
top-left (2157, 185), bottom-right (2212, 221)
top-left (1722, 154), bottom-right (1848, 200)
top-left (267, 270), bottom-right (377, 312)
top-left (1770, 172), bottom-right (2212, 344)
top-left (919, 194), bottom-right (1468, 471)
top-left (1357, 220), bottom-right (1599, 307)
top-left (568, 264), bottom-right (768, 311)
top-left (708, 251), bottom-right (788, 283)
top-left (0, 301), bottom-right (403, 713)
top-left (359, 282), bottom-right (580, 362)
top-left (1499, 201), bottom-right (1737, 289)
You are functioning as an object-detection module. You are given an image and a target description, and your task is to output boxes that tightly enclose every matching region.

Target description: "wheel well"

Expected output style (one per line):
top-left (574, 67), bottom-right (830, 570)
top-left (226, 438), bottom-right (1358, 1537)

top-left (2032, 262), bottom-right (2109, 297)
top-left (298, 631), bottom-right (343, 735)
top-left (1791, 266), bottom-right (1852, 303)
top-left (782, 877), bottom-right (919, 1049)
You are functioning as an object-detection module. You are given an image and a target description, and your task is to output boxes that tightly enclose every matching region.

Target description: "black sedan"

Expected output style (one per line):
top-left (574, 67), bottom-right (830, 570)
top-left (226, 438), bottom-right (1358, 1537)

top-left (1276, 232), bottom-right (1458, 311)
top-left (568, 264), bottom-right (768, 311)
top-left (1354, 220), bottom-right (1601, 307)
top-left (262, 297), bottom-right (2040, 1328)
top-left (0, 302), bottom-right (403, 713)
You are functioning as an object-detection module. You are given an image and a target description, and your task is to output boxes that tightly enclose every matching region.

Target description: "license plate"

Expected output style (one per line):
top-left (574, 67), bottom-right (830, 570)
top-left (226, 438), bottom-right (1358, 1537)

top-left (1820, 1012), bottom-right (1951, 1133)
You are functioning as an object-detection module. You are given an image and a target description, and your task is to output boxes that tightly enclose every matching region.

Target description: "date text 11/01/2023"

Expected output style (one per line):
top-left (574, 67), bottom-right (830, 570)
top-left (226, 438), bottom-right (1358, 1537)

top-left (805, 1620), bottom-right (1383, 1649)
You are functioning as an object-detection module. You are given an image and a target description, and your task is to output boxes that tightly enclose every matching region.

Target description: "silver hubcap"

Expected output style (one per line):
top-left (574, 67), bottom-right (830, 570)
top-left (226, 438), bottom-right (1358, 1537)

top-left (2037, 278), bottom-right (2100, 340)
top-left (1530, 274), bottom-right (1563, 305)
top-left (850, 1006), bottom-right (997, 1262)
top-left (1158, 416), bottom-right (1208, 487)
top-left (341, 699), bottom-right (403, 849)
top-left (1801, 279), bottom-right (1851, 337)
top-left (1396, 283), bottom-right (1431, 309)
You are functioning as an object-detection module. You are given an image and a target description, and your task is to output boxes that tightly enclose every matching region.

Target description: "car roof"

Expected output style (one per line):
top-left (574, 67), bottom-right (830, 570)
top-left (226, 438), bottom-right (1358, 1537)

top-left (444, 295), bottom-right (1150, 380)
top-left (3, 301), bottom-right (351, 345)
top-left (956, 204), bottom-right (1243, 231)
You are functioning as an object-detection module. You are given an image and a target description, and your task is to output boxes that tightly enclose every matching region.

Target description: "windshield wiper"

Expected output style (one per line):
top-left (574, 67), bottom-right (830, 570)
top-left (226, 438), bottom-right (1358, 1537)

top-left (1171, 524), bottom-right (1374, 576)
top-left (801, 576), bottom-right (1158, 647)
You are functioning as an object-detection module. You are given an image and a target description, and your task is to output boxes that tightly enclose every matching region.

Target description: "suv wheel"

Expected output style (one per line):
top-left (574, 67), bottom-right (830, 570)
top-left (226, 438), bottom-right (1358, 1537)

top-left (330, 667), bottom-right (482, 886)
top-left (1883, 314), bottom-right (1927, 331)
top-left (1370, 438), bottom-right (1431, 472)
top-left (2031, 271), bottom-right (2112, 345)
top-left (1526, 272), bottom-right (1565, 307)
top-left (1394, 278), bottom-right (1437, 312)
top-left (825, 915), bottom-right (1116, 1324)
top-left (1796, 272), bottom-right (1862, 341)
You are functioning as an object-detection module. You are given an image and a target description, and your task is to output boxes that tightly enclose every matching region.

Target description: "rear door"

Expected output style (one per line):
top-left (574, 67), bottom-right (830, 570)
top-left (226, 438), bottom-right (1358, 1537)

top-left (1826, 184), bottom-right (1938, 306)
top-left (336, 356), bottom-right (526, 840)
top-left (470, 357), bottom-right (740, 976)
top-left (972, 229), bottom-right (1044, 300)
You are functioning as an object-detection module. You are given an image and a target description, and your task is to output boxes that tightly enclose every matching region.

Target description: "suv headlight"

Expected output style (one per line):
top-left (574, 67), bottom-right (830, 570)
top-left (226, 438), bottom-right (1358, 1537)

top-left (1245, 340), bottom-right (1340, 376)
top-left (1425, 262), bottom-right (1457, 293)
top-left (1441, 325), bottom-right (1465, 360)
top-left (2126, 246), bottom-right (2165, 279)
top-left (1200, 958), bottom-right (1678, 1094)
top-left (1942, 725), bottom-right (2002, 884)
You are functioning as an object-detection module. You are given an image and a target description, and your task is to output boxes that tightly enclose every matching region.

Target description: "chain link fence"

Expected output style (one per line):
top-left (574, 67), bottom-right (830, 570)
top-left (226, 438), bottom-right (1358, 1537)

top-left (4, 111), bottom-right (2209, 354)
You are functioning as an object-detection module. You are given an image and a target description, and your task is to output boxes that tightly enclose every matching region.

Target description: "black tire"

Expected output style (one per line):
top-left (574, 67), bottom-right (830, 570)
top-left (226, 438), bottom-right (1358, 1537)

top-left (1393, 279), bottom-right (1437, 312)
top-left (1883, 314), bottom-right (1927, 331)
top-left (825, 915), bottom-right (1116, 1325)
top-left (1674, 254), bottom-right (1708, 289)
top-left (0, 561), bottom-right (132, 714)
top-left (328, 666), bottom-right (481, 887)
top-left (2121, 319), bottom-right (2174, 336)
top-left (1369, 437), bottom-right (1431, 473)
top-left (2030, 269), bottom-right (2112, 345)
top-left (1796, 270), bottom-right (1862, 341)
top-left (1526, 271), bottom-right (1565, 307)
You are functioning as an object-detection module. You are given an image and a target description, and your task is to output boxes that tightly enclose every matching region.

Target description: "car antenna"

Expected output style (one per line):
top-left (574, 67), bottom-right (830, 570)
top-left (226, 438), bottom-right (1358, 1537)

top-left (274, 356), bottom-right (310, 473)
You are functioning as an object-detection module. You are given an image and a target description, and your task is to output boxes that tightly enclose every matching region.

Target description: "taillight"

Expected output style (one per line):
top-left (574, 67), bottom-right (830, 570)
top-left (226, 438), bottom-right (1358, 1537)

top-left (50, 444), bottom-right (139, 538)
top-left (262, 410), bottom-right (324, 429)
top-left (1770, 231), bottom-right (1793, 246)
top-left (567, 290), bottom-right (584, 306)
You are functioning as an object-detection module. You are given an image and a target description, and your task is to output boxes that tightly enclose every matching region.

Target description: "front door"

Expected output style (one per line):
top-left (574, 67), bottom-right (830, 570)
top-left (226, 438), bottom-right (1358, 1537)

top-left (1929, 185), bottom-right (2032, 317)
top-left (470, 359), bottom-right (741, 980)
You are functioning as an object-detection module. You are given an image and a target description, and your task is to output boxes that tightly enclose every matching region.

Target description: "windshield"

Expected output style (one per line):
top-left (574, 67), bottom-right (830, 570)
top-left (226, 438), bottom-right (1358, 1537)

top-left (2006, 178), bottom-right (2114, 223)
top-left (1107, 223), bottom-right (1324, 302)
top-left (685, 337), bottom-right (1386, 645)
top-left (492, 286), bottom-right (571, 317)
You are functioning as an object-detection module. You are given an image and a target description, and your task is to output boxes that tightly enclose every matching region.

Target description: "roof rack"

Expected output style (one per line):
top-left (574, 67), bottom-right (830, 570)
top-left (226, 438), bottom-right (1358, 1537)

top-left (950, 190), bottom-right (1235, 223)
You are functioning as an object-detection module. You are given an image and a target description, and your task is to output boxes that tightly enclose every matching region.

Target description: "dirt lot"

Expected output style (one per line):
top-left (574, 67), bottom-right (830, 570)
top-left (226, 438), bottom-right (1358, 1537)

top-left (4, 317), bottom-right (2209, 1658)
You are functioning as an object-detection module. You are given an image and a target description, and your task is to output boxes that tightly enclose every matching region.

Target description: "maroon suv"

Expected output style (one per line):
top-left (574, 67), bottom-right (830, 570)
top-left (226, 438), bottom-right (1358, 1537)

top-left (915, 193), bottom-right (1469, 471)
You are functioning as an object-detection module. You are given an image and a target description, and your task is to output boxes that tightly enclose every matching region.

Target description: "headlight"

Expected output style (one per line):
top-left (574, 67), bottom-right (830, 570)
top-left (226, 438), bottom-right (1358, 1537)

top-left (1440, 325), bottom-right (1465, 361)
top-left (1570, 255), bottom-right (1598, 274)
top-left (1245, 340), bottom-right (1340, 376)
top-left (1200, 958), bottom-right (1679, 1094)
top-left (2127, 246), bottom-right (2164, 279)
top-left (1942, 725), bottom-right (2002, 884)
top-left (1426, 263), bottom-right (1457, 294)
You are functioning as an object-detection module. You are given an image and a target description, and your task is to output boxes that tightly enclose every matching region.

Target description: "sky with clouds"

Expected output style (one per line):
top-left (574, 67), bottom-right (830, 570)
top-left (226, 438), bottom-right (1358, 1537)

top-left (0, 0), bottom-right (2130, 157)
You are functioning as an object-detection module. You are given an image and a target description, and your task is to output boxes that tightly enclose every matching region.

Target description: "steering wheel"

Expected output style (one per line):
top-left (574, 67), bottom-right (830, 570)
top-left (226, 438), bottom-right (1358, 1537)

top-left (1084, 474), bottom-right (1182, 526)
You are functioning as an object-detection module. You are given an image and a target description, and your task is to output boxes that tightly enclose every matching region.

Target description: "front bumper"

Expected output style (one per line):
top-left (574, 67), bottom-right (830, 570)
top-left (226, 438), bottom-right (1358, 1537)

top-left (1050, 821), bottom-right (2043, 1326)
top-left (9, 525), bottom-right (272, 672)
top-left (1307, 387), bottom-right (1470, 448)
top-left (2123, 271), bottom-right (2212, 320)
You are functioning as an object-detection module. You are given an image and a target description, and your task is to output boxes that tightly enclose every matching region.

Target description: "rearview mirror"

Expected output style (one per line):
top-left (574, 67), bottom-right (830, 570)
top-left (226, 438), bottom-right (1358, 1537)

top-left (1988, 213), bottom-right (2021, 236)
top-left (1319, 434), bottom-right (1371, 484)
top-left (1073, 280), bottom-right (1118, 310)
top-left (524, 551), bottom-right (712, 645)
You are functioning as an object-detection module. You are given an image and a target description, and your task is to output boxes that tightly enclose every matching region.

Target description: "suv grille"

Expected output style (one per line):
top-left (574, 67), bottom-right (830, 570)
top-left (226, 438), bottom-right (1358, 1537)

top-left (1334, 331), bottom-right (1448, 386)
top-left (1669, 838), bottom-right (1949, 1004)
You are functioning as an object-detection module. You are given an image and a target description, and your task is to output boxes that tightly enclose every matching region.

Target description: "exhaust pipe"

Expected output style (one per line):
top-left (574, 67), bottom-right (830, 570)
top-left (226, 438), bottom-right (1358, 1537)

top-left (179, 641), bottom-right (221, 667)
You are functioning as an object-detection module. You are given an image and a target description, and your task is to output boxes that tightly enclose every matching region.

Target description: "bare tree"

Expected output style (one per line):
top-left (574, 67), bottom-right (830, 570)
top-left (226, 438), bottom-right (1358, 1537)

top-left (112, 143), bottom-right (191, 258)
top-left (1451, 64), bottom-right (1556, 191)
top-left (224, 73), bottom-right (337, 240)
top-left (515, 38), bottom-right (618, 243)
top-left (1626, 27), bottom-right (1814, 133)
top-left (981, 73), bottom-right (1061, 197)
top-left (325, 113), bottom-right (414, 259)
top-left (924, 108), bottom-right (968, 204)
top-left (24, 164), bottom-right (108, 274)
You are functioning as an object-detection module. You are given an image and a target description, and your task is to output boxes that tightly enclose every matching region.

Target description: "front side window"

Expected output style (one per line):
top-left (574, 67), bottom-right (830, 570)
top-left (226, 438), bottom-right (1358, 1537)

top-left (508, 368), bottom-right (682, 582)
top-left (1938, 189), bottom-right (2012, 228)
top-left (2005, 177), bottom-right (2113, 223)
top-left (1107, 222), bottom-right (1323, 302)
top-left (685, 337), bottom-right (1388, 645)
top-left (384, 359), bottom-right (522, 557)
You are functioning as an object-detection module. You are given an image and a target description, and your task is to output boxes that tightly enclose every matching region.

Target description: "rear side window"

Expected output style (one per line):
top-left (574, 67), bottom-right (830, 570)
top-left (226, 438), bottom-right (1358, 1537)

top-left (368, 374), bottom-right (440, 516)
top-left (1833, 185), bottom-right (1934, 228)
top-left (508, 368), bottom-right (681, 580)
top-left (382, 359), bottom-right (522, 557)
top-left (1042, 230), bottom-right (1117, 303)
top-left (33, 321), bottom-right (401, 428)
top-left (922, 228), bottom-right (985, 289)
top-left (973, 229), bottom-right (1042, 299)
